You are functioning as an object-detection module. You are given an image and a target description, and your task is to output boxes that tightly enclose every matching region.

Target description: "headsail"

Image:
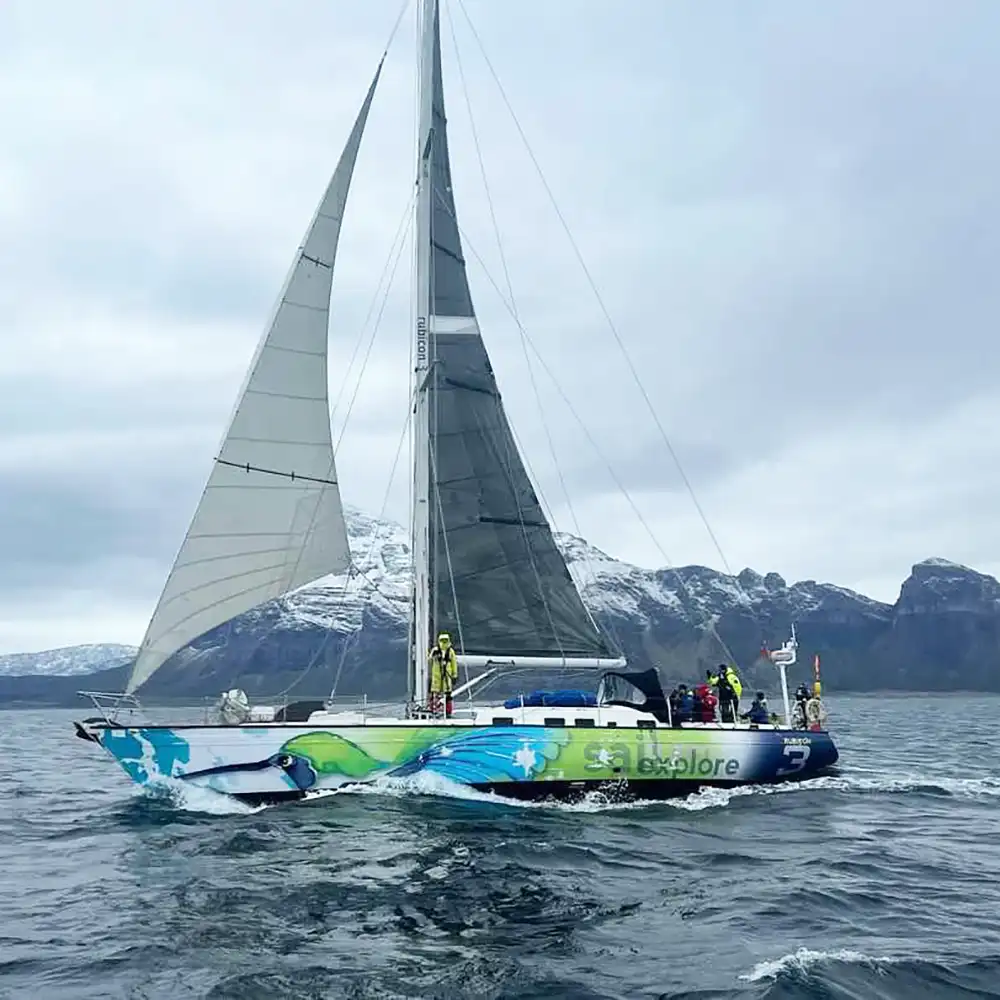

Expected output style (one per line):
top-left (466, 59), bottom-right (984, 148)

top-left (126, 60), bottom-right (384, 695)
top-left (412, 2), bottom-right (616, 669)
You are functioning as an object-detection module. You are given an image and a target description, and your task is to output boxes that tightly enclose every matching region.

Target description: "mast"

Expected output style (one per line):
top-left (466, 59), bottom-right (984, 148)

top-left (410, 0), bottom-right (437, 704)
top-left (408, 0), bottom-right (625, 699)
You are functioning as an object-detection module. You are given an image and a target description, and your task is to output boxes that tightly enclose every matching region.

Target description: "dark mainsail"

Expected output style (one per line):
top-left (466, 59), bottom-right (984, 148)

top-left (422, 4), bottom-right (612, 661)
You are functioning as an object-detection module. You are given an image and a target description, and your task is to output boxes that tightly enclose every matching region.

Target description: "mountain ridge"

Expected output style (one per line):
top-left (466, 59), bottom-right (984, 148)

top-left (2, 508), bottom-right (997, 705)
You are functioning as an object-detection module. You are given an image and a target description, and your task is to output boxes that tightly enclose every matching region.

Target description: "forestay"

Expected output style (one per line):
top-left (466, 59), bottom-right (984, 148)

top-left (125, 61), bottom-right (384, 695)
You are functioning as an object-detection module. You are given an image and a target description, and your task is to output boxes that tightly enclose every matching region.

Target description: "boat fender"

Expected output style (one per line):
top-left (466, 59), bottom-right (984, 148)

top-left (805, 697), bottom-right (826, 725)
top-left (218, 688), bottom-right (251, 725)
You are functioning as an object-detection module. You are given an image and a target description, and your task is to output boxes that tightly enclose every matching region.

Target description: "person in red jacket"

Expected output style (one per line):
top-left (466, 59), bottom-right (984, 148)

top-left (694, 682), bottom-right (717, 722)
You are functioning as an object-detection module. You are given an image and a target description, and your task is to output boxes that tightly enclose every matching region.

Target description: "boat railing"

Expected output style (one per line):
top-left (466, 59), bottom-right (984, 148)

top-left (200, 691), bottom-right (377, 724)
top-left (187, 694), bottom-right (380, 725)
top-left (79, 690), bottom-right (144, 726)
top-left (321, 693), bottom-right (373, 719)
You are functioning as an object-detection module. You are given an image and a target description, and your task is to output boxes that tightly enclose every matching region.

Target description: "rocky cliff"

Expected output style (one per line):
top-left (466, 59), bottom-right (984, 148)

top-left (2, 510), bottom-right (997, 706)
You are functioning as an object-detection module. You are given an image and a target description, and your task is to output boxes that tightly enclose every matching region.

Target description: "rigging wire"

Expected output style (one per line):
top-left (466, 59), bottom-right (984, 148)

top-left (504, 416), bottom-right (625, 658)
top-left (335, 195), bottom-right (416, 454)
top-left (330, 190), bottom-right (416, 448)
top-left (427, 444), bottom-right (471, 695)
top-left (328, 395), bottom-right (416, 701)
top-left (273, 205), bottom-right (416, 700)
top-left (406, 0), bottom-right (422, 693)
top-left (442, 3), bottom-right (624, 656)
top-left (260, 7), bottom-right (414, 654)
top-left (461, 390), bottom-right (567, 662)
top-left (382, 0), bottom-right (412, 59)
top-left (441, 201), bottom-right (743, 669)
top-left (326, 0), bottom-right (412, 432)
top-left (453, 0), bottom-right (764, 658)
top-left (443, 5), bottom-right (569, 658)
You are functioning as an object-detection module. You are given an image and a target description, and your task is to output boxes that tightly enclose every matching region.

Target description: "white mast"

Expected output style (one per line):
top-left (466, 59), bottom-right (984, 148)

top-left (410, 0), bottom-right (437, 705)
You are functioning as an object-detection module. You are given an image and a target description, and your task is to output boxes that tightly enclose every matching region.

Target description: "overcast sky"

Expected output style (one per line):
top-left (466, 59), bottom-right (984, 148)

top-left (2, 0), bottom-right (999, 653)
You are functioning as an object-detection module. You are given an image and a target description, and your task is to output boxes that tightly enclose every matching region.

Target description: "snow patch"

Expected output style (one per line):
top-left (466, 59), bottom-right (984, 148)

top-left (916, 556), bottom-right (972, 572)
top-left (2, 507), bottom-right (907, 674)
top-left (0, 643), bottom-right (137, 677)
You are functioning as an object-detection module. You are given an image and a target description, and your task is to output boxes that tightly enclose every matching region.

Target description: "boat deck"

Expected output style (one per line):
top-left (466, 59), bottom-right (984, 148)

top-left (302, 704), bottom-right (782, 731)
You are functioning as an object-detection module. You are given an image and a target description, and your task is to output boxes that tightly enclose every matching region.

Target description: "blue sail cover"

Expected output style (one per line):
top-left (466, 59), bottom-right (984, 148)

top-left (503, 690), bottom-right (598, 709)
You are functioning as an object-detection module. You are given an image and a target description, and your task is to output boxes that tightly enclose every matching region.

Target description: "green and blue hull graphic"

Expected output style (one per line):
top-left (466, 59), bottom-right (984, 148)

top-left (95, 723), bottom-right (838, 802)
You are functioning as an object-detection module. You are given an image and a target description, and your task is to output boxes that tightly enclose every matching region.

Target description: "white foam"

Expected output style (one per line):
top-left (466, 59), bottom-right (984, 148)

top-left (806, 772), bottom-right (1000, 798)
top-left (740, 946), bottom-right (902, 982)
top-left (665, 785), bottom-right (757, 811)
top-left (139, 767), bottom-right (1000, 818)
top-left (665, 771), bottom-right (1000, 812)
top-left (298, 771), bottom-right (658, 813)
top-left (138, 778), bottom-right (268, 816)
top-left (300, 771), bottom-right (494, 805)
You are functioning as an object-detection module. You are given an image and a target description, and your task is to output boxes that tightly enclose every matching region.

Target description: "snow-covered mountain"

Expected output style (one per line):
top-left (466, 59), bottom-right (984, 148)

top-left (4, 508), bottom-right (999, 700)
top-left (0, 643), bottom-right (137, 678)
top-left (258, 506), bottom-right (891, 637)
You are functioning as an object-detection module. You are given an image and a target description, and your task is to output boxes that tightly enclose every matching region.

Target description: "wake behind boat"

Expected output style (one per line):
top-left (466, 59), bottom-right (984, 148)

top-left (74, 0), bottom-right (838, 805)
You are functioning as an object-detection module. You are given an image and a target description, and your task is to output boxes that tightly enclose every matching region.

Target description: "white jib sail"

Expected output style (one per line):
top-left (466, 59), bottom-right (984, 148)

top-left (126, 60), bottom-right (384, 695)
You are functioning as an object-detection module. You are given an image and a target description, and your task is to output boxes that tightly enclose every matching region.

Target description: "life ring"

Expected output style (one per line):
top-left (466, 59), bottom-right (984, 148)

top-left (805, 698), bottom-right (826, 725)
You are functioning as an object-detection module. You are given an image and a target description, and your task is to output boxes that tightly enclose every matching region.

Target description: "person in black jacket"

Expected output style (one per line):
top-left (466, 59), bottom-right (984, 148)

top-left (715, 670), bottom-right (734, 723)
top-left (794, 682), bottom-right (810, 727)
top-left (741, 692), bottom-right (769, 726)
top-left (668, 687), bottom-right (682, 727)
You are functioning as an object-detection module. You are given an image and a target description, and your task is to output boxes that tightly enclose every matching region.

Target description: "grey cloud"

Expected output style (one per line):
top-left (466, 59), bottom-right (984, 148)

top-left (3, 0), bottom-right (1000, 647)
top-left (0, 471), bottom-right (193, 597)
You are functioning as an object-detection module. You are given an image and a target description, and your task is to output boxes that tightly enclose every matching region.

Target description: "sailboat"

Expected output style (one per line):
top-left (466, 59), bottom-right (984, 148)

top-left (74, 0), bottom-right (838, 805)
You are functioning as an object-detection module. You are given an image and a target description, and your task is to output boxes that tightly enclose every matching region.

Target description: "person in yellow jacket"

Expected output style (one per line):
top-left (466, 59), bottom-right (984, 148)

top-left (709, 663), bottom-right (743, 722)
top-left (428, 631), bottom-right (459, 717)
top-left (724, 664), bottom-right (743, 712)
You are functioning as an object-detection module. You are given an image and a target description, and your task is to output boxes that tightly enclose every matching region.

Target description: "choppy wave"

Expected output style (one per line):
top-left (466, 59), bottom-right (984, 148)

top-left (265, 766), bottom-right (1000, 816)
top-left (741, 946), bottom-right (905, 982)
top-left (299, 770), bottom-right (657, 813)
top-left (663, 769), bottom-right (1000, 811)
top-left (4, 696), bottom-right (1000, 1000)
top-left (132, 777), bottom-right (269, 816)
top-left (740, 947), bottom-right (1000, 1000)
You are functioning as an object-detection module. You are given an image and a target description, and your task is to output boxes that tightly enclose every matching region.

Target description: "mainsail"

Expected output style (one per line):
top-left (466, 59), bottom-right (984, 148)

top-left (125, 61), bottom-right (383, 695)
top-left (412, 2), bottom-right (616, 671)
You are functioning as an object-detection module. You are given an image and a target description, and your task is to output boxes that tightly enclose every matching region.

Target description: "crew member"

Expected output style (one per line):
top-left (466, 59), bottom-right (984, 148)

top-left (794, 682), bottom-right (810, 728)
top-left (712, 665), bottom-right (736, 722)
top-left (722, 663), bottom-right (743, 720)
top-left (679, 684), bottom-right (694, 723)
top-left (669, 686), bottom-right (682, 727)
top-left (694, 681), bottom-right (717, 722)
top-left (712, 663), bottom-right (743, 723)
top-left (428, 631), bottom-right (458, 717)
top-left (741, 691), bottom-right (769, 726)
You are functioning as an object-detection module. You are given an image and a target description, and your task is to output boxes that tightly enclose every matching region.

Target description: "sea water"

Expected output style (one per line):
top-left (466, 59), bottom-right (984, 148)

top-left (1, 694), bottom-right (998, 998)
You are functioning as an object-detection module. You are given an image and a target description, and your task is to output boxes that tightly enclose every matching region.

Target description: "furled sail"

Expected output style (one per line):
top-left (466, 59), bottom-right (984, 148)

top-left (125, 61), bottom-right (383, 694)
top-left (419, 4), bottom-right (613, 663)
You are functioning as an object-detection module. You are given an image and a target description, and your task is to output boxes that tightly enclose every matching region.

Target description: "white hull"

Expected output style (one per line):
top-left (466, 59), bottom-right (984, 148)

top-left (77, 703), bottom-right (839, 805)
